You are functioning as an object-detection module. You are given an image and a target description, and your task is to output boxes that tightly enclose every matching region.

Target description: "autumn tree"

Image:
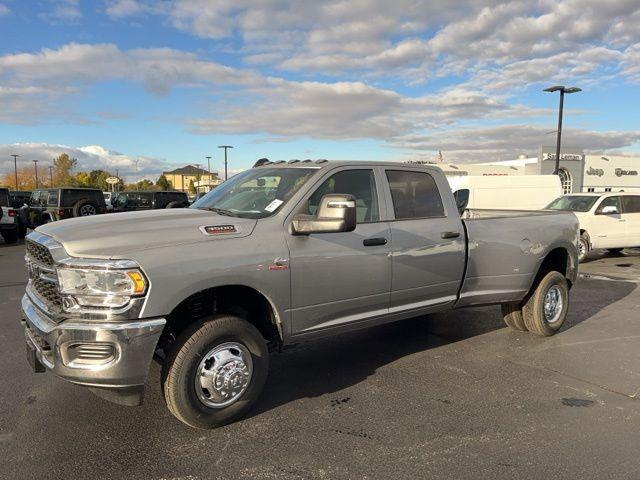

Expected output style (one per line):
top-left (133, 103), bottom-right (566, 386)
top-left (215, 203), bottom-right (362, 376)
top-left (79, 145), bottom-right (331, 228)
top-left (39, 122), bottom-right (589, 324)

top-left (53, 153), bottom-right (78, 187)
top-left (188, 179), bottom-right (196, 195)
top-left (1, 166), bottom-right (50, 190)
top-left (156, 174), bottom-right (171, 190)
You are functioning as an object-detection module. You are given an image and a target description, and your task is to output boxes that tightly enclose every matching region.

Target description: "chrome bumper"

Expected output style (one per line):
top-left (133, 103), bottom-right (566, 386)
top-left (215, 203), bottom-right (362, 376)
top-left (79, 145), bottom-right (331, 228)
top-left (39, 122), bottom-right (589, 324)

top-left (21, 294), bottom-right (165, 405)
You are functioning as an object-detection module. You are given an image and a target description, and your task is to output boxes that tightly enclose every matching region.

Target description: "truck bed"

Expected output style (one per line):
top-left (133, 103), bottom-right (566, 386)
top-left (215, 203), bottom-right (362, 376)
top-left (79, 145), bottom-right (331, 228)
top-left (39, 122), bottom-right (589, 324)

top-left (456, 209), bottom-right (579, 308)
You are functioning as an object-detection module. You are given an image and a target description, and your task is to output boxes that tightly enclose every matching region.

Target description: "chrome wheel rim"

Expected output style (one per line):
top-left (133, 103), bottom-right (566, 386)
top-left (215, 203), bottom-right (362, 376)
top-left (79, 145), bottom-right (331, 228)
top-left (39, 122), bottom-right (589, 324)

top-left (543, 285), bottom-right (564, 324)
top-left (80, 205), bottom-right (96, 216)
top-left (578, 240), bottom-right (586, 259)
top-left (194, 342), bottom-right (253, 408)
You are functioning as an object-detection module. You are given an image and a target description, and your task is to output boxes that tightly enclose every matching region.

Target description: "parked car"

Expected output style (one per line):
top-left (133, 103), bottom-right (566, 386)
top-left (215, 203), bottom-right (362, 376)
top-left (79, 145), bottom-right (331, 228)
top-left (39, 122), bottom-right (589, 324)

top-left (9, 190), bottom-right (32, 208)
top-left (547, 192), bottom-right (640, 261)
top-left (22, 188), bottom-right (107, 228)
top-left (21, 161), bottom-right (578, 428)
top-left (0, 187), bottom-right (19, 244)
top-left (103, 191), bottom-right (114, 211)
top-left (111, 191), bottom-right (189, 212)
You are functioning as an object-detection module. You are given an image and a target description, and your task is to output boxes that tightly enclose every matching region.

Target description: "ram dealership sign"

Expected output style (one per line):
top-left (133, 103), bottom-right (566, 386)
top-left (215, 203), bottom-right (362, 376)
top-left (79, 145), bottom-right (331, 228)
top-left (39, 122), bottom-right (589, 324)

top-left (615, 168), bottom-right (638, 177)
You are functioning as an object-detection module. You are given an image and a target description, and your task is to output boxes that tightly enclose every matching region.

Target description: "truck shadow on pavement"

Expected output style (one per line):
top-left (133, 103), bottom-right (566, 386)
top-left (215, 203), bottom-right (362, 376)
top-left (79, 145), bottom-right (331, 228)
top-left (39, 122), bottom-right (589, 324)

top-left (249, 277), bottom-right (636, 418)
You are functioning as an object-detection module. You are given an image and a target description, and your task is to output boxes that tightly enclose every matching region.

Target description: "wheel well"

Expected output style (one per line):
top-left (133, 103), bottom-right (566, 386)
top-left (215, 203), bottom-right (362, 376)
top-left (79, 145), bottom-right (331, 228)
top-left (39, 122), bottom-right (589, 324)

top-left (159, 285), bottom-right (282, 352)
top-left (534, 247), bottom-right (571, 289)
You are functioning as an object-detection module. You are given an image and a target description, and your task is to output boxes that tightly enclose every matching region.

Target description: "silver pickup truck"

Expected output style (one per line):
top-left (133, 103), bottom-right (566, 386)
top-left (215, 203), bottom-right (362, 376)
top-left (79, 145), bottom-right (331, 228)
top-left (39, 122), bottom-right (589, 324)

top-left (21, 161), bottom-right (579, 428)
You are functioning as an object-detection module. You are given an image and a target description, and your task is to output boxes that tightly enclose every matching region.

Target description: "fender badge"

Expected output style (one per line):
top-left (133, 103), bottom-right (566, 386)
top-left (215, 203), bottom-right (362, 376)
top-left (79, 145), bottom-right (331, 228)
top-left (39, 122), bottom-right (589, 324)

top-left (200, 225), bottom-right (237, 235)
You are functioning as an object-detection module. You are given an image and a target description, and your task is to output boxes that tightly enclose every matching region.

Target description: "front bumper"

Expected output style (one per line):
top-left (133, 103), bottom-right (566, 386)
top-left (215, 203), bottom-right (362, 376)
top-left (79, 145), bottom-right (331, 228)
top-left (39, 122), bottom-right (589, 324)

top-left (21, 293), bottom-right (165, 406)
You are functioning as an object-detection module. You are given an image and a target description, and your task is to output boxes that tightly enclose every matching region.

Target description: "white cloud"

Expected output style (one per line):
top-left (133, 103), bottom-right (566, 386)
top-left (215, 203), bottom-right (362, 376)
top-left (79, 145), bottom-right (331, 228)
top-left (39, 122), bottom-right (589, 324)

top-left (391, 125), bottom-right (640, 163)
top-left (40, 0), bottom-right (82, 23)
top-left (0, 143), bottom-right (175, 182)
top-left (0, 3), bottom-right (9, 16)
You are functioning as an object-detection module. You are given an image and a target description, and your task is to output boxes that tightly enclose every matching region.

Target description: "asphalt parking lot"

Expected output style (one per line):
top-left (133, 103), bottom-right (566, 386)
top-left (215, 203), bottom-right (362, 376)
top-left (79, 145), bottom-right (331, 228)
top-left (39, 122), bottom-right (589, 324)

top-left (1, 239), bottom-right (640, 480)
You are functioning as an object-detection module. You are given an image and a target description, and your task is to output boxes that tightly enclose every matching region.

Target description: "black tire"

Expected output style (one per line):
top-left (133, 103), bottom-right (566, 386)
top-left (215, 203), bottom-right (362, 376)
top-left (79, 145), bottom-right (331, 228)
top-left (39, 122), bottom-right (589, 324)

top-left (165, 201), bottom-right (184, 209)
top-left (523, 271), bottom-right (569, 336)
top-left (607, 248), bottom-right (623, 254)
top-left (162, 315), bottom-right (269, 429)
top-left (578, 232), bottom-right (590, 263)
top-left (501, 303), bottom-right (527, 331)
top-left (72, 199), bottom-right (99, 217)
top-left (1, 229), bottom-right (18, 244)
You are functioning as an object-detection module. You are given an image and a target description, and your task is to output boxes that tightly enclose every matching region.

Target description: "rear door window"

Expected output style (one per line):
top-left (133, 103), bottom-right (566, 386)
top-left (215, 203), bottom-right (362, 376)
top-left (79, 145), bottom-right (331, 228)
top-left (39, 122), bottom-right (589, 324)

top-left (46, 190), bottom-right (58, 207)
top-left (622, 196), bottom-right (640, 213)
top-left (386, 170), bottom-right (444, 220)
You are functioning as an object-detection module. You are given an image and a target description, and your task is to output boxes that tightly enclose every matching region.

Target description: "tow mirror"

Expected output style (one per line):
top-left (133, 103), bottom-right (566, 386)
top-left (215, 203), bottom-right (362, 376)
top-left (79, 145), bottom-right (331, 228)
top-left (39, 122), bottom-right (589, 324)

top-left (453, 189), bottom-right (469, 215)
top-left (600, 205), bottom-right (619, 215)
top-left (292, 194), bottom-right (357, 235)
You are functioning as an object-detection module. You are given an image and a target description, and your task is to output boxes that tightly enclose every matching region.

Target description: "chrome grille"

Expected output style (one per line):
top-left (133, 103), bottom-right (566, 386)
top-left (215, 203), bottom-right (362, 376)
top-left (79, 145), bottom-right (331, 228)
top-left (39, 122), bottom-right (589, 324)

top-left (32, 276), bottom-right (62, 308)
top-left (26, 240), bottom-right (54, 267)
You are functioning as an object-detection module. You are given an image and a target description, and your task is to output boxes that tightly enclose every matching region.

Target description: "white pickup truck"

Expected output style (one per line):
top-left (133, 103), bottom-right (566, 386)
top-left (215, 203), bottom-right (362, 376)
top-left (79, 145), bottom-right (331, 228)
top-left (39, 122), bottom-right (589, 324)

top-left (547, 192), bottom-right (640, 261)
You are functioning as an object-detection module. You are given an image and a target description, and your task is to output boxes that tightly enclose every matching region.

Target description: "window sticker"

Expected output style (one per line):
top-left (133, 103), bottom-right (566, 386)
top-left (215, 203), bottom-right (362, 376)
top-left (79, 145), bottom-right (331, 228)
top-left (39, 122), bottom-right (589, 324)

top-left (264, 199), bottom-right (284, 212)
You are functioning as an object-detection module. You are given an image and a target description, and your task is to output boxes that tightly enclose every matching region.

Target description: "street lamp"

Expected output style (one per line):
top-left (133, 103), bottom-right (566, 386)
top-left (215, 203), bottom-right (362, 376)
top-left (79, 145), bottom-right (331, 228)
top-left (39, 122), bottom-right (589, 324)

top-left (32, 159), bottom-right (39, 189)
top-left (218, 145), bottom-right (233, 181)
top-left (543, 85), bottom-right (581, 174)
top-left (48, 165), bottom-right (54, 187)
top-left (10, 154), bottom-right (19, 190)
top-left (205, 156), bottom-right (212, 189)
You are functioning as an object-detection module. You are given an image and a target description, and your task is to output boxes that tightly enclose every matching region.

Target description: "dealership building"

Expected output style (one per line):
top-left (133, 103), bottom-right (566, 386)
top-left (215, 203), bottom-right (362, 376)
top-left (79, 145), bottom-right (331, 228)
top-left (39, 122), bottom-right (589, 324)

top-left (428, 146), bottom-right (640, 194)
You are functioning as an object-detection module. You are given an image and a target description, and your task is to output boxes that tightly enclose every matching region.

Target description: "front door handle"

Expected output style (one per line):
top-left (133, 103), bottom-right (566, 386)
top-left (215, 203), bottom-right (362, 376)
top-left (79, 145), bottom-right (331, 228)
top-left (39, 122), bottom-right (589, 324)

top-left (363, 237), bottom-right (388, 247)
top-left (441, 231), bottom-right (461, 239)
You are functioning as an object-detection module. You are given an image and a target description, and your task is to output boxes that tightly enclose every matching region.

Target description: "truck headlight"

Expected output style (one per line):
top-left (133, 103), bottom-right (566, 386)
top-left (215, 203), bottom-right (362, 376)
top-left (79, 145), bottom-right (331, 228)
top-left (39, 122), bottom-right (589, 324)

top-left (57, 266), bottom-right (147, 309)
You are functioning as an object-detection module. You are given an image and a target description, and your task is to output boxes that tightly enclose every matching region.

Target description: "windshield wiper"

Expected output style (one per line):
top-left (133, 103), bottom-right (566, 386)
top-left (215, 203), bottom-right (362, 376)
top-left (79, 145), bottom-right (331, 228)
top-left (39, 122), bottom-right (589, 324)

top-left (200, 207), bottom-right (236, 217)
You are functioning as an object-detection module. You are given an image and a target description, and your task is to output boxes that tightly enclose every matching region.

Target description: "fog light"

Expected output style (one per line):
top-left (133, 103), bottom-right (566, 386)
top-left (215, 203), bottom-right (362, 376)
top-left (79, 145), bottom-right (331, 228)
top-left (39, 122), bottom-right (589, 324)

top-left (62, 343), bottom-right (116, 368)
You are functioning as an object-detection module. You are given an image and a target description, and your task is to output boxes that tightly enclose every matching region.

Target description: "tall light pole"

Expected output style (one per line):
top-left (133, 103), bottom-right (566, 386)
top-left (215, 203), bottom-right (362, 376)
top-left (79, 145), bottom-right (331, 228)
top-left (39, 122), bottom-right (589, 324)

top-left (205, 156), bottom-right (212, 188)
top-left (10, 154), bottom-right (19, 190)
top-left (543, 85), bottom-right (581, 174)
top-left (218, 145), bottom-right (233, 181)
top-left (48, 165), bottom-right (54, 187)
top-left (195, 163), bottom-right (201, 193)
top-left (32, 159), bottom-right (39, 189)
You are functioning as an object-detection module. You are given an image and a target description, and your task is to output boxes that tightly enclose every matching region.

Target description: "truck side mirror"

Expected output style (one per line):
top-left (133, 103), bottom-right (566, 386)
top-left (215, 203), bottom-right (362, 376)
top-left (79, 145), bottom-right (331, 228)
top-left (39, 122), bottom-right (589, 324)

top-left (453, 189), bottom-right (469, 215)
top-left (291, 194), bottom-right (357, 235)
top-left (599, 205), bottom-right (619, 215)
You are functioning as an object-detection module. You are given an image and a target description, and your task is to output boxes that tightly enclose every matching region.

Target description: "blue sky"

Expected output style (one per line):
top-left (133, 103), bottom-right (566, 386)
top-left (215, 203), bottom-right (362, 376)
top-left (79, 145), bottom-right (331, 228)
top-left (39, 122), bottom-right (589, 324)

top-left (0, 0), bottom-right (639, 181)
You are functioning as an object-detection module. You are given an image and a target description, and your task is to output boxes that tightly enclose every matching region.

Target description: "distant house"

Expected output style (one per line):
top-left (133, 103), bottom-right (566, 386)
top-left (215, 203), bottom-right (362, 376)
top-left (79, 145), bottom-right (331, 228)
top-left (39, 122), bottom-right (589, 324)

top-left (163, 165), bottom-right (220, 192)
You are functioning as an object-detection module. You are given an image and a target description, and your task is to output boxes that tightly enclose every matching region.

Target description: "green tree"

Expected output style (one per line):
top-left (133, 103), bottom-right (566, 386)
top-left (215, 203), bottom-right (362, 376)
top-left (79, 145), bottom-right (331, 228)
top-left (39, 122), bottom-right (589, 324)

top-left (88, 170), bottom-right (110, 190)
top-left (156, 174), bottom-right (171, 190)
top-left (54, 153), bottom-right (78, 187)
top-left (188, 179), bottom-right (196, 195)
top-left (136, 178), bottom-right (155, 190)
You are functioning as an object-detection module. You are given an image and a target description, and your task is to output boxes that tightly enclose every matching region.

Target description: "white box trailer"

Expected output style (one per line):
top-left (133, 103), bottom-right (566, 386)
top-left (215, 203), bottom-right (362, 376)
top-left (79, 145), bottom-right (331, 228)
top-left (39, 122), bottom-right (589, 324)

top-left (448, 175), bottom-right (562, 210)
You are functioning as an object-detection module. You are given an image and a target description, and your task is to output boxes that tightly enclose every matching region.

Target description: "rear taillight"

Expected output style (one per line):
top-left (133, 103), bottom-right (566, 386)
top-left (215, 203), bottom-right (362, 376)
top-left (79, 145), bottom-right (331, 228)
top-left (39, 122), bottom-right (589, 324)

top-left (57, 208), bottom-right (65, 217)
top-left (8, 209), bottom-right (16, 217)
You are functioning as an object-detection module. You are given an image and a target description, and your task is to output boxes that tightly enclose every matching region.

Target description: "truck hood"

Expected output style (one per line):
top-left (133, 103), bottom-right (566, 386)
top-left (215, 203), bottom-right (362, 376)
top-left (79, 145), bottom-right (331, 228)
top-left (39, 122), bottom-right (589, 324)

top-left (36, 208), bottom-right (257, 258)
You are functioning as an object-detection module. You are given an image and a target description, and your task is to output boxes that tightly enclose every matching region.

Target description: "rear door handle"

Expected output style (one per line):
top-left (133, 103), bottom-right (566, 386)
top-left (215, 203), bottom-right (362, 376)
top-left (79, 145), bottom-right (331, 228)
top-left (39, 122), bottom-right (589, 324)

top-left (441, 231), bottom-right (461, 239)
top-left (363, 237), bottom-right (387, 247)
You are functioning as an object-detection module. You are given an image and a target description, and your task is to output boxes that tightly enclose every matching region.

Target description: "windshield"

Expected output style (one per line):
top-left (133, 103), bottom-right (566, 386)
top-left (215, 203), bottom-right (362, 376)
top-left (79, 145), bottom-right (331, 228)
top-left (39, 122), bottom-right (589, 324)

top-left (191, 167), bottom-right (317, 218)
top-left (546, 195), bottom-right (599, 212)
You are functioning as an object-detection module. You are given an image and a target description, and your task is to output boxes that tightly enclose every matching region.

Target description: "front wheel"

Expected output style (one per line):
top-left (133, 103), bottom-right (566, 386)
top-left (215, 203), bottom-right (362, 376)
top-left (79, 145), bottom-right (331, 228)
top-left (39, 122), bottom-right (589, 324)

top-left (161, 315), bottom-right (269, 429)
top-left (501, 303), bottom-right (527, 331)
top-left (523, 271), bottom-right (569, 336)
top-left (578, 233), bottom-right (589, 263)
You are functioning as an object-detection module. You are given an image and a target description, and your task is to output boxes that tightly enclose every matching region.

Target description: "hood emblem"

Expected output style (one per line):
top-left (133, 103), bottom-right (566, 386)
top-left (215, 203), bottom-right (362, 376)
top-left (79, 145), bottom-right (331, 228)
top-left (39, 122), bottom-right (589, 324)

top-left (200, 225), bottom-right (237, 235)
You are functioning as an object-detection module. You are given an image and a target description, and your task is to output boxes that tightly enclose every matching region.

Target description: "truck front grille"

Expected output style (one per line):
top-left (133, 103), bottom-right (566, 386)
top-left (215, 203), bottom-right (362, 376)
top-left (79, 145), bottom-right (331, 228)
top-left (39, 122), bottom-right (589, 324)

top-left (32, 276), bottom-right (62, 308)
top-left (26, 239), bottom-right (55, 267)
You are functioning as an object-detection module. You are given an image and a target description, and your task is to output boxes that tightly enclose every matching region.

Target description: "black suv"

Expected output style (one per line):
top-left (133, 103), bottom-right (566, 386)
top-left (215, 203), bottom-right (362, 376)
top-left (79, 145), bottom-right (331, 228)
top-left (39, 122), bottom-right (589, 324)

top-left (23, 188), bottom-right (107, 228)
top-left (9, 190), bottom-right (31, 208)
top-left (111, 191), bottom-right (189, 212)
